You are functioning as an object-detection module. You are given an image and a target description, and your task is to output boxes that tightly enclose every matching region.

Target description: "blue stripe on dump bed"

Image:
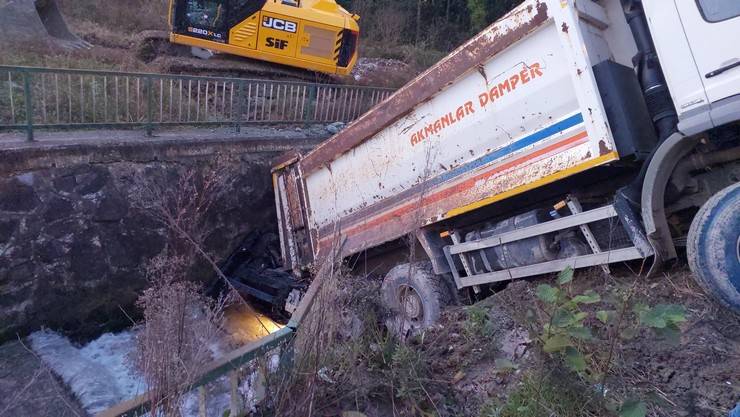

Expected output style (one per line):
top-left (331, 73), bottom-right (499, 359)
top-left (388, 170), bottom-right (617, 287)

top-left (430, 112), bottom-right (585, 187)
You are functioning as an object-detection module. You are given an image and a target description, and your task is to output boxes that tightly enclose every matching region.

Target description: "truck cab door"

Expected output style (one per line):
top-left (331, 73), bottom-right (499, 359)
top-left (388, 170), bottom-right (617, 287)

top-left (675, 0), bottom-right (740, 125)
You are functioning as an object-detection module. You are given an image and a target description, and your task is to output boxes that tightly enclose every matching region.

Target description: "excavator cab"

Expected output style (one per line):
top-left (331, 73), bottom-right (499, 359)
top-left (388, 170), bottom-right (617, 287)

top-left (168, 0), bottom-right (359, 75)
top-left (181, 1), bottom-right (227, 30)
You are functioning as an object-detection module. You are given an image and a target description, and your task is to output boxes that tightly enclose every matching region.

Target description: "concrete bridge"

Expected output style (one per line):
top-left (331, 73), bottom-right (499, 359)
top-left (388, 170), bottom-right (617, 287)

top-left (0, 126), bottom-right (328, 342)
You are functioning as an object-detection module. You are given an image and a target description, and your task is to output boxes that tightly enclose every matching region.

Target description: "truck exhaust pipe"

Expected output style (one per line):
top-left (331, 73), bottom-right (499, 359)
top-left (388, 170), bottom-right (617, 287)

top-left (617, 0), bottom-right (679, 209)
top-left (621, 0), bottom-right (677, 141)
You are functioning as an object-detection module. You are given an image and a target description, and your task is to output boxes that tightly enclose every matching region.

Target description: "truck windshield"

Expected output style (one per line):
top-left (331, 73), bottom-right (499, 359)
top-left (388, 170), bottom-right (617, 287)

top-left (696, 0), bottom-right (740, 22)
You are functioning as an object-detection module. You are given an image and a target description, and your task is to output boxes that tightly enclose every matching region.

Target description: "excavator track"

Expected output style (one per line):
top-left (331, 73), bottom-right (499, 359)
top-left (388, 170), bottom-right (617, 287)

top-left (136, 31), bottom-right (338, 83)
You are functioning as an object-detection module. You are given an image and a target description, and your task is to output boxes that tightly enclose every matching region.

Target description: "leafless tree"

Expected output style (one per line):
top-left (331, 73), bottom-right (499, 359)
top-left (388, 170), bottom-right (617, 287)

top-left (128, 157), bottom-right (270, 416)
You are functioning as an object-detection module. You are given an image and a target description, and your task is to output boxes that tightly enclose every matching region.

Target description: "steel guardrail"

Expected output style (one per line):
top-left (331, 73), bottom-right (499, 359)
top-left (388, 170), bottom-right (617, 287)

top-left (0, 65), bottom-right (394, 141)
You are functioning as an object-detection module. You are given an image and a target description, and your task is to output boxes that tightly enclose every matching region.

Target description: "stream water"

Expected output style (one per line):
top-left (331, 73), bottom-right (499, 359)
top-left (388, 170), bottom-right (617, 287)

top-left (28, 304), bottom-right (283, 416)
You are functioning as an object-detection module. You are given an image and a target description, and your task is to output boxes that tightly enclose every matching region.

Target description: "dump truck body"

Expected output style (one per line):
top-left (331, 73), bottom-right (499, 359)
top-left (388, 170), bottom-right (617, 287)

top-left (273, 0), bottom-right (740, 317)
top-left (275, 0), bottom-right (645, 265)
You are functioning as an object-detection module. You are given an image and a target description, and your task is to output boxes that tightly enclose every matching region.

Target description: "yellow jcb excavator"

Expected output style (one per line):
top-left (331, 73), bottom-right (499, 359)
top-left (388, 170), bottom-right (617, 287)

top-left (167, 0), bottom-right (360, 75)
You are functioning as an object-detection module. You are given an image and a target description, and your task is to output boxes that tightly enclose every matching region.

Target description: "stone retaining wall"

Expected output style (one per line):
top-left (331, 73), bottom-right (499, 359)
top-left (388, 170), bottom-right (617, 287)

top-left (0, 136), bottom-right (321, 341)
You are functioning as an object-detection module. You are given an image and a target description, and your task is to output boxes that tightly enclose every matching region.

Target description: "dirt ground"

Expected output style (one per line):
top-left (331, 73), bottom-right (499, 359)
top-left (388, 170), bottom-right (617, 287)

top-left (285, 263), bottom-right (739, 417)
top-left (613, 268), bottom-right (740, 416)
top-left (0, 340), bottom-right (86, 417)
top-left (430, 265), bottom-right (740, 417)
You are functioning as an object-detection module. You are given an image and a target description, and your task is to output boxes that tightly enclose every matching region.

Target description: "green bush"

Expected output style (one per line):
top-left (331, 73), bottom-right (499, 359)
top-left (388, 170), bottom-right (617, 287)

top-left (533, 267), bottom-right (687, 416)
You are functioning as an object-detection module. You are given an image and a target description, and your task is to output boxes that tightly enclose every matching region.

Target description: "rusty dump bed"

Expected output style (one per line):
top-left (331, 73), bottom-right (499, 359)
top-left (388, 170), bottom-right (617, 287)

top-left (274, 0), bottom-right (641, 270)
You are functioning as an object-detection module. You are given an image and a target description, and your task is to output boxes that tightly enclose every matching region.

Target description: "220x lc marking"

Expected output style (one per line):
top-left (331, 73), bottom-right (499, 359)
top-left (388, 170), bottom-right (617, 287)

top-left (187, 27), bottom-right (223, 40)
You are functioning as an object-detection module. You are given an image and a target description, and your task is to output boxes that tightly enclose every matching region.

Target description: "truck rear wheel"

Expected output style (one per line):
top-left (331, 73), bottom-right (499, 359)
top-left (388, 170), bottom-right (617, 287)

top-left (687, 182), bottom-right (740, 314)
top-left (381, 262), bottom-right (453, 335)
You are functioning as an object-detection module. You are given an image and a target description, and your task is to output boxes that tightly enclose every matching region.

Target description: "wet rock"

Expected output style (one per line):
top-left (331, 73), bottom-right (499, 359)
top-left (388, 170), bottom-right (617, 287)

top-left (0, 178), bottom-right (40, 212)
top-left (43, 197), bottom-right (74, 223)
top-left (76, 167), bottom-right (110, 196)
top-left (93, 193), bottom-right (128, 222)
top-left (7, 240), bottom-right (33, 261)
top-left (37, 240), bottom-right (68, 264)
top-left (326, 122), bottom-right (346, 134)
top-left (52, 174), bottom-right (76, 193)
top-left (70, 232), bottom-right (108, 282)
top-left (0, 219), bottom-right (18, 243)
top-left (45, 218), bottom-right (80, 239)
top-left (0, 279), bottom-right (34, 308)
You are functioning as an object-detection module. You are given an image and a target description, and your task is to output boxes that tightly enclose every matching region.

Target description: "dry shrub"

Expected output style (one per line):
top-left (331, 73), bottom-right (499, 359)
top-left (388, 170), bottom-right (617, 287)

top-left (129, 157), bottom-right (268, 416)
top-left (369, 7), bottom-right (407, 46)
top-left (133, 254), bottom-right (230, 417)
top-left (269, 257), bottom-right (345, 414)
top-left (260, 246), bottom-right (445, 417)
top-left (259, 245), bottom-right (367, 416)
top-left (57, 0), bottom-right (169, 33)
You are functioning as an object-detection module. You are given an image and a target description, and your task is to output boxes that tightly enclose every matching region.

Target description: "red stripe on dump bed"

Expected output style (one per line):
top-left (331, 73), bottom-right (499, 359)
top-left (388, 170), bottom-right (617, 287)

top-left (318, 130), bottom-right (589, 244)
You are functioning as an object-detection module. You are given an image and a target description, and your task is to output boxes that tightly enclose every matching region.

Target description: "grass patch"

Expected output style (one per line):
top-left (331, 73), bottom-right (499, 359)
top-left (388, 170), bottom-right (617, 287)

top-left (479, 372), bottom-right (608, 417)
top-left (1, 49), bottom-right (127, 70)
top-left (57, 0), bottom-right (168, 32)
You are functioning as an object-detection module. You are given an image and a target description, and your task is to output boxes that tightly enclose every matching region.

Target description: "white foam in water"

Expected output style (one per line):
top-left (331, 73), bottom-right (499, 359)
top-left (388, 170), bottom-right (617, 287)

top-left (78, 332), bottom-right (148, 401)
top-left (28, 330), bottom-right (142, 415)
top-left (29, 330), bottom-right (238, 417)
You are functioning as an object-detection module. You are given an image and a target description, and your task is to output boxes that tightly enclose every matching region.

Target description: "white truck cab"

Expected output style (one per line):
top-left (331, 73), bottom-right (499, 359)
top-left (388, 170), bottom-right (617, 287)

top-left (645, 0), bottom-right (740, 132)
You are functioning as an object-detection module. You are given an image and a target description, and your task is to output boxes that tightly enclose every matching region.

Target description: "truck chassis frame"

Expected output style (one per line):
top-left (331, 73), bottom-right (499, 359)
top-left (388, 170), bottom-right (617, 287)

top-left (443, 196), bottom-right (650, 289)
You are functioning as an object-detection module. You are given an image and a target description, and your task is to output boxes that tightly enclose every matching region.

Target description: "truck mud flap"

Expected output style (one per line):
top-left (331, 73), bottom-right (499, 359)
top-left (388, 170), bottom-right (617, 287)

top-left (613, 192), bottom-right (654, 258)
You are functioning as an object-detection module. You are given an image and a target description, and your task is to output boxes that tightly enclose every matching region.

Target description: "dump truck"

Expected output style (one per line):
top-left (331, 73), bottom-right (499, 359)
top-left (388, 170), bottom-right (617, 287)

top-left (267, 0), bottom-right (740, 328)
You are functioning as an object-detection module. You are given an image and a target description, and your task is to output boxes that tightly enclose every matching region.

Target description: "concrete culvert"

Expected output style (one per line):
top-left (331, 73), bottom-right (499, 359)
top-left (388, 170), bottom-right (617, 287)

top-left (0, 0), bottom-right (91, 50)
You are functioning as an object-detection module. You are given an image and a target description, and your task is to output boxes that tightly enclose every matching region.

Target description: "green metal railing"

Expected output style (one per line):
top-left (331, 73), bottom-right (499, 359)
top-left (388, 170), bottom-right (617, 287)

top-left (0, 65), bottom-right (394, 141)
top-left (98, 327), bottom-right (294, 417)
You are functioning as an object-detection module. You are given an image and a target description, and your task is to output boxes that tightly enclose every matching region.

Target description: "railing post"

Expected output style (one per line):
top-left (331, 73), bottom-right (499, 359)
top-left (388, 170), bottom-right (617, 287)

top-left (234, 81), bottom-right (243, 133)
top-left (23, 71), bottom-right (34, 142)
top-left (198, 386), bottom-right (207, 417)
top-left (145, 76), bottom-right (154, 136)
top-left (304, 84), bottom-right (317, 127)
top-left (229, 371), bottom-right (242, 417)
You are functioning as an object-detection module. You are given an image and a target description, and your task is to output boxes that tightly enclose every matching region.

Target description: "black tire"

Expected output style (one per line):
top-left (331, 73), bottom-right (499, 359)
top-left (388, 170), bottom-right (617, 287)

top-left (381, 262), bottom-right (453, 334)
top-left (687, 182), bottom-right (740, 314)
